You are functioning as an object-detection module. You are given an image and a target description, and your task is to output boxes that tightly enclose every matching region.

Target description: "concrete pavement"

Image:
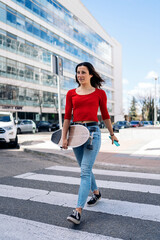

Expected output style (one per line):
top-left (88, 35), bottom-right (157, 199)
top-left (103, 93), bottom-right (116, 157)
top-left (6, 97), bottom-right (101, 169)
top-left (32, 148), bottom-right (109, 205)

top-left (19, 126), bottom-right (160, 173)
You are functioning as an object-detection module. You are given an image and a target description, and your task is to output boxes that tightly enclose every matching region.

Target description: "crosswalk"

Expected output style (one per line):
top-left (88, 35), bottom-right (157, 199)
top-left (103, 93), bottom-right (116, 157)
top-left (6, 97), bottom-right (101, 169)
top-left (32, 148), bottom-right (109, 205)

top-left (0, 165), bottom-right (160, 240)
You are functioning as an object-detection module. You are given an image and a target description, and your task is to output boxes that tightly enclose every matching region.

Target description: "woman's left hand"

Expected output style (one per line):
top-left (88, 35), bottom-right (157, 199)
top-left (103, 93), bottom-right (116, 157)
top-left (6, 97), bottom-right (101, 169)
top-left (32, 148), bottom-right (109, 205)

top-left (110, 135), bottom-right (119, 144)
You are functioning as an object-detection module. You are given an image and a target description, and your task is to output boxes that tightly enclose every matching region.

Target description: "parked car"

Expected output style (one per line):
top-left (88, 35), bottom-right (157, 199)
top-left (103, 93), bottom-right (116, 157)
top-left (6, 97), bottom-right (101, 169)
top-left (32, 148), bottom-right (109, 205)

top-left (113, 121), bottom-right (131, 132)
top-left (98, 121), bottom-right (105, 129)
top-left (142, 121), bottom-right (151, 126)
top-left (149, 121), bottom-right (159, 125)
top-left (51, 122), bottom-right (59, 131)
top-left (0, 111), bottom-right (19, 148)
top-left (36, 121), bottom-right (59, 132)
top-left (17, 119), bottom-right (37, 134)
top-left (130, 120), bottom-right (143, 127)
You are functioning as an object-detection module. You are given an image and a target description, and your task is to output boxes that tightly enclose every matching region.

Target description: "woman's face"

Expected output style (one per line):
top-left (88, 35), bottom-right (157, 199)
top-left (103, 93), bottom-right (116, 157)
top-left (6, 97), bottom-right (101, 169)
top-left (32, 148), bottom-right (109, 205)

top-left (76, 66), bottom-right (93, 86)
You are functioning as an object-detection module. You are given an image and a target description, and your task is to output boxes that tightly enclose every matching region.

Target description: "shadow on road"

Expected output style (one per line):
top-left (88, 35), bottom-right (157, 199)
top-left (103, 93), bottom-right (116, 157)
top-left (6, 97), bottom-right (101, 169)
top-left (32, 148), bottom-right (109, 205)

top-left (0, 143), bottom-right (20, 150)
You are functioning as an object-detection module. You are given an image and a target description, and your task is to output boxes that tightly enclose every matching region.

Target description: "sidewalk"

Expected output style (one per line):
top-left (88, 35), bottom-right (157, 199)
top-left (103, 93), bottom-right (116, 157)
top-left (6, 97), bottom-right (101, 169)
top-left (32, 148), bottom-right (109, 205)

top-left (21, 128), bottom-right (160, 173)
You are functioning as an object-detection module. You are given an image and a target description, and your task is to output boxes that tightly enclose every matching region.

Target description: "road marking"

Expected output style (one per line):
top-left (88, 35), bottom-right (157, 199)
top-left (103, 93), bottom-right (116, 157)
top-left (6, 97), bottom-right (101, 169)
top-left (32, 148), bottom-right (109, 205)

top-left (0, 185), bottom-right (160, 222)
top-left (131, 139), bottom-right (160, 156)
top-left (0, 184), bottom-right (47, 200)
top-left (46, 166), bottom-right (160, 180)
top-left (14, 173), bottom-right (160, 194)
top-left (0, 214), bottom-right (123, 240)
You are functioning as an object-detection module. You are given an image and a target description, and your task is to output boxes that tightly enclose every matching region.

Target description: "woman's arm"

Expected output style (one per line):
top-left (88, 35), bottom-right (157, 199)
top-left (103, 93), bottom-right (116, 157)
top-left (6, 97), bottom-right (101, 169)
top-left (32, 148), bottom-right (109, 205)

top-left (62, 119), bottom-right (71, 149)
top-left (103, 119), bottom-right (119, 144)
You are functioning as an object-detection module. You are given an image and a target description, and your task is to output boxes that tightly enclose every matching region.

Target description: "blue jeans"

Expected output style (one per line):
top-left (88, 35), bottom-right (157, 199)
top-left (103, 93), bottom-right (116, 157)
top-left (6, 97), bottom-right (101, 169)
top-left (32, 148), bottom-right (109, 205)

top-left (73, 125), bottom-right (101, 208)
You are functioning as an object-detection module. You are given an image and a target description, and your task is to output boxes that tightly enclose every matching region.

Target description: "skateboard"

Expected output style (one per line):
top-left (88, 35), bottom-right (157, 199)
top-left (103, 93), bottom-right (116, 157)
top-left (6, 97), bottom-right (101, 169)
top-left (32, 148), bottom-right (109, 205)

top-left (51, 124), bottom-right (90, 148)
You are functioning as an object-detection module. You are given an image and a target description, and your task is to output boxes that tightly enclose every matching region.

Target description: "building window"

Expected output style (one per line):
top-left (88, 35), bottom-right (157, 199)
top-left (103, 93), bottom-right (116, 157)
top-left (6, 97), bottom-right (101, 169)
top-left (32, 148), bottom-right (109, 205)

top-left (7, 59), bottom-right (17, 77)
top-left (0, 56), bottom-right (6, 76)
top-left (25, 65), bottom-right (34, 81)
top-left (2, 4), bottom-right (113, 76)
top-left (17, 62), bottom-right (25, 80)
top-left (7, 7), bottom-right (17, 25)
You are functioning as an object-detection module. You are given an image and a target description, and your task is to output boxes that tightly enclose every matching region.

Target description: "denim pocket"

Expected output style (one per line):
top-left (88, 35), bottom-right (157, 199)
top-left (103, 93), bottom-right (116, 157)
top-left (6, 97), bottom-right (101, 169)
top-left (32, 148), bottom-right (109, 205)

top-left (88, 126), bottom-right (100, 137)
top-left (86, 126), bottom-right (100, 150)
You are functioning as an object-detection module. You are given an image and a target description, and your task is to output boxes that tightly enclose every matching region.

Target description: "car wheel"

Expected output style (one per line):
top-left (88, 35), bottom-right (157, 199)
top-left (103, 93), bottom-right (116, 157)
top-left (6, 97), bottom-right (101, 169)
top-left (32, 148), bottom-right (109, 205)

top-left (10, 136), bottom-right (20, 149)
top-left (32, 128), bottom-right (36, 134)
top-left (17, 128), bottom-right (21, 134)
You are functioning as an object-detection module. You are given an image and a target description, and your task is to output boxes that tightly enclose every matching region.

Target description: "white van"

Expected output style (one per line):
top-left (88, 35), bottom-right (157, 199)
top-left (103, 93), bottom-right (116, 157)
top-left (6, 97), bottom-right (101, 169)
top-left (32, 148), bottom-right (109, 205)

top-left (0, 111), bottom-right (19, 148)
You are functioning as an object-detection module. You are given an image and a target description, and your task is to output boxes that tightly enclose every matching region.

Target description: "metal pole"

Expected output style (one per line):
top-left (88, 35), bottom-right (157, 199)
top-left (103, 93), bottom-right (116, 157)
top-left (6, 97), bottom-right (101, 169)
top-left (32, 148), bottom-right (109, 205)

top-left (57, 74), bottom-right (62, 129)
top-left (51, 55), bottom-right (62, 129)
top-left (154, 77), bottom-right (157, 125)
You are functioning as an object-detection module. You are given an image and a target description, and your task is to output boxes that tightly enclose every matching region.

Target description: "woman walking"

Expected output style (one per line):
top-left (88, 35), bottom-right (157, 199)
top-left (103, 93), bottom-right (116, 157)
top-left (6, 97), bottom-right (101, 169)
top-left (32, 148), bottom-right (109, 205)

top-left (62, 62), bottom-right (119, 224)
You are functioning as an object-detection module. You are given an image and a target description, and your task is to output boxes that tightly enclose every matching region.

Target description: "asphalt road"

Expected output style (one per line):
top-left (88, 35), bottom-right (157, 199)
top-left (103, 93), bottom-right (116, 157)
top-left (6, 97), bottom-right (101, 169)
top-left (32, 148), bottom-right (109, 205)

top-left (0, 127), bottom-right (160, 240)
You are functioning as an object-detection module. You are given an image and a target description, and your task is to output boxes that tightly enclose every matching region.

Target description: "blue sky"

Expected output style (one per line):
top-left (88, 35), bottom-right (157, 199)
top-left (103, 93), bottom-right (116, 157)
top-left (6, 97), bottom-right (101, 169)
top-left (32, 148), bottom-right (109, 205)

top-left (81, 0), bottom-right (160, 113)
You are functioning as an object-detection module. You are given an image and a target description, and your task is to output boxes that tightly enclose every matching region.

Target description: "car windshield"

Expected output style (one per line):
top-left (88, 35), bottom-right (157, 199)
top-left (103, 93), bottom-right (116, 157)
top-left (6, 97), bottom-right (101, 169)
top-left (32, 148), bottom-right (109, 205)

top-left (0, 114), bottom-right (11, 122)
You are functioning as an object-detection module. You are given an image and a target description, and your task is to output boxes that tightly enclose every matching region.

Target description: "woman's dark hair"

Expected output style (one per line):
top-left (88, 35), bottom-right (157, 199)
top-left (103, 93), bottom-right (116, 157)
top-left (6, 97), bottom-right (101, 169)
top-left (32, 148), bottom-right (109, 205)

top-left (75, 62), bottom-right (104, 88)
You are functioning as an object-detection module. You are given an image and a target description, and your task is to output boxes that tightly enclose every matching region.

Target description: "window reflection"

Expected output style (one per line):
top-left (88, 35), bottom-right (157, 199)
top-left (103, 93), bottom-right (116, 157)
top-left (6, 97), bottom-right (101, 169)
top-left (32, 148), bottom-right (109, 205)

top-left (0, 56), bottom-right (58, 87)
top-left (0, 29), bottom-right (113, 89)
top-left (0, 83), bottom-right (67, 109)
top-left (0, 3), bottom-right (113, 76)
top-left (17, 0), bottom-right (112, 62)
top-left (107, 102), bottom-right (113, 113)
top-left (103, 89), bottom-right (113, 100)
top-left (61, 76), bottom-right (77, 90)
top-left (0, 30), bottom-right (51, 65)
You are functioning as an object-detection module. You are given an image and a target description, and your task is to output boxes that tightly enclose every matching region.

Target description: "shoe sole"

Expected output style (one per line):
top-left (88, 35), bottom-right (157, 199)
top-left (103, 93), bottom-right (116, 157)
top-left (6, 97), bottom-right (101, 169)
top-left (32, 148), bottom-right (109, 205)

top-left (67, 216), bottom-right (80, 224)
top-left (87, 196), bottom-right (102, 207)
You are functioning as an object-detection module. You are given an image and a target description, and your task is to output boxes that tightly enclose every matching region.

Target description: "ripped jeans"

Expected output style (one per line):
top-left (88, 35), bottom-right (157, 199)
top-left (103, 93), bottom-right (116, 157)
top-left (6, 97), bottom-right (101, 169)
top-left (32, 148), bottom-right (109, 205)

top-left (73, 125), bottom-right (101, 208)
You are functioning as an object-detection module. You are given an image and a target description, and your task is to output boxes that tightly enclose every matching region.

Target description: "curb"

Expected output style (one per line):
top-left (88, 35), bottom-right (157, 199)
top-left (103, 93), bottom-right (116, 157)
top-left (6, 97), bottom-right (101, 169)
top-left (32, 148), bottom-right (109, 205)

top-left (23, 148), bottom-right (76, 163)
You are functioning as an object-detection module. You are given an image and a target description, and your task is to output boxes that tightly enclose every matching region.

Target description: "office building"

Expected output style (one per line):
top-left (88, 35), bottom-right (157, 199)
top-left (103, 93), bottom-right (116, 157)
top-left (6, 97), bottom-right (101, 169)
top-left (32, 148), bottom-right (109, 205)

top-left (0, 0), bottom-right (123, 122)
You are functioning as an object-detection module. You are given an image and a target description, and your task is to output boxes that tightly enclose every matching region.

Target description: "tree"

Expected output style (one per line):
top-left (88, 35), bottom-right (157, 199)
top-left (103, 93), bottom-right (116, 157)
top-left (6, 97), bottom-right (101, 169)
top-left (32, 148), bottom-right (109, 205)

top-left (136, 95), bottom-right (147, 120)
top-left (147, 96), bottom-right (154, 121)
top-left (136, 95), bottom-right (154, 121)
top-left (129, 96), bottom-right (138, 120)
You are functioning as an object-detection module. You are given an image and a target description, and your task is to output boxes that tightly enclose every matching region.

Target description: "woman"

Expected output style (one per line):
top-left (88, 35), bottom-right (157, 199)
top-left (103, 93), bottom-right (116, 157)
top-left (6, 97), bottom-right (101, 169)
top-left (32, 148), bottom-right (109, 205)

top-left (62, 62), bottom-right (119, 224)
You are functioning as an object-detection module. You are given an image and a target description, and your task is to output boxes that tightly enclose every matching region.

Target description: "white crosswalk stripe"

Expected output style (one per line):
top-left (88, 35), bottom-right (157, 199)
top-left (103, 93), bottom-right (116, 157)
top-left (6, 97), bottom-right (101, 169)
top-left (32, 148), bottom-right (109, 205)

top-left (0, 165), bottom-right (160, 240)
top-left (0, 184), bottom-right (160, 222)
top-left (0, 214), bottom-right (123, 240)
top-left (46, 165), bottom-right (160, 180)
top-left (14, 172), bottom-right (160, 194)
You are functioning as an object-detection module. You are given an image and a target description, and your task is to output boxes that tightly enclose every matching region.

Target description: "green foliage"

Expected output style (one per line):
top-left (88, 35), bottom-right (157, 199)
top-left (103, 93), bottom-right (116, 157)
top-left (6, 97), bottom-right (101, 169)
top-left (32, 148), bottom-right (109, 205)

top-left (129, 96), bottom-right (138, 120)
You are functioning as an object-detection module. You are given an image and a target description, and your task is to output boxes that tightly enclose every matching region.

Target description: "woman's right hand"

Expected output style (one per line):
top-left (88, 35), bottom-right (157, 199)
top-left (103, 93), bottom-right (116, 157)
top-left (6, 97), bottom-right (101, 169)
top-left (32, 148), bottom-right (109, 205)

top-left (62, 138), bottom-right (68, 149)
top-left (62, 119), bottom-right (70, 149)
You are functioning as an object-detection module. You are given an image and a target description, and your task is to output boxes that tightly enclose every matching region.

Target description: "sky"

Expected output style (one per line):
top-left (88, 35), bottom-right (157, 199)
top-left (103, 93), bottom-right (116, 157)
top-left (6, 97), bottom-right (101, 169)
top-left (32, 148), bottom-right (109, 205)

top-left (81, 0), bottom-right (160, 114)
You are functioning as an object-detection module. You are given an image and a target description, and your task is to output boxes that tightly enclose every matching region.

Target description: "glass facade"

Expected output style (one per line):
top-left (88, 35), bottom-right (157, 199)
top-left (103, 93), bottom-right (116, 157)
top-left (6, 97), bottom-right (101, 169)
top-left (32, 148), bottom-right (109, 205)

top-left (0, 83), bottom-right (67, 110)
top-left (0, 29), bottom-right (78, 75)
top-left (12, 0), bottom-right (112, 63)
top-left (0, 56), bottom-right (57, 87)
top-left (0, 3), bottom-right (113, 76)
top-left (0, 29), bottom-right (113, 88)
top-left (0, 0), bottom-right (115, 120)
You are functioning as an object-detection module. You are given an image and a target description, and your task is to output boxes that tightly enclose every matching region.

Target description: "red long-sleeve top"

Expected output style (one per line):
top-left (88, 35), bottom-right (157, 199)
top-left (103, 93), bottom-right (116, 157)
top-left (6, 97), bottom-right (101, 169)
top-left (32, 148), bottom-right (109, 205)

top-left (64, 88), bottom-right (110, 122)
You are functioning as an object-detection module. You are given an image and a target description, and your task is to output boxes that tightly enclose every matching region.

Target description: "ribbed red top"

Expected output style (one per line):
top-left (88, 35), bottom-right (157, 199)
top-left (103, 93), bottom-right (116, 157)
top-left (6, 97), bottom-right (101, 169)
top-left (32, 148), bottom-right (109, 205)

top-left (64, 88), bottom-right (110, 122)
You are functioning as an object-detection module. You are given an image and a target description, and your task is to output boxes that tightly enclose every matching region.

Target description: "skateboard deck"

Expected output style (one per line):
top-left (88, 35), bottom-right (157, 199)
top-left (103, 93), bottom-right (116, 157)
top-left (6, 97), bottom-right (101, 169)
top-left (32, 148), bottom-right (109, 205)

top-left (51, 125), bottom-right (90, 148)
